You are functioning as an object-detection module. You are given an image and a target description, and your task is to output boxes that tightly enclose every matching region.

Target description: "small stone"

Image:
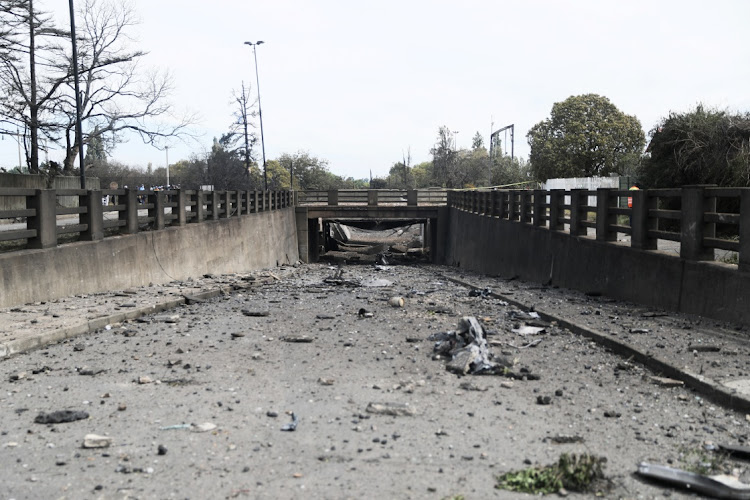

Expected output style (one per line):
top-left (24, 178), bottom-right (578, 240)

top-left (318, 378), bottom-right (335, 386)
top-left (536, 395), bottom-right (552, 405)
top-left (500, 381), bottom-right (514, 389)
top-left (138, 376), bottom-right (153, 384)
top-left (157, 445), bottom-right (168, 455)
top-left (73, 343), bottom-right (85, 351)
top-left (117, 404), bottom-right (127, 411)
top-left (266, 411), bottom-right (279, 418)
top-left (230, 332), bottom-right (246, 338)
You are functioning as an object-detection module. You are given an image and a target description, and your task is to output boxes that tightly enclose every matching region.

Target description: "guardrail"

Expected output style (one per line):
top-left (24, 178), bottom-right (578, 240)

top-left (449, 186), bottom-right (750, 272)
top-left (296, 189), bottom-right (448, 207)
top-left (0, 188), bottom-right (293, 251)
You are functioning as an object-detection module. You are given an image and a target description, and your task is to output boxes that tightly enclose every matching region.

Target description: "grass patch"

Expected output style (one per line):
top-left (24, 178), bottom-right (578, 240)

top-left (496, 453), bottom-right (607, 495)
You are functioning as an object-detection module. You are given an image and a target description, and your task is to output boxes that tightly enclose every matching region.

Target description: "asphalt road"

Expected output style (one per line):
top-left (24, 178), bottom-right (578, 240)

top-left (1, 263), bottom-right (750, 499)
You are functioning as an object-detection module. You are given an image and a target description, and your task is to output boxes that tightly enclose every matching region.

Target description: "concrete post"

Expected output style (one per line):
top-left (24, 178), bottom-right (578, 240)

top-left (328, 190), bottom-right (338, 206)
top-left (368, 190), bottom-right (378, 206)
top-left (532, 189), bottom-right (544, 227)
top-left (252, 191), bottom-right (259, 213)
top-left (221, 191), bottom-right (231, 218)
top-left (149, 191), bottom-right (165, 230)
top-left (549, 190), bottom-right (563, 231)
top-left (740, 189), bottom-right (750, 272)
top-left (120, 188), bottom-right (139, 234)
top-left (193, 190), bottom-right (205, 223)
top-left (296, 207), bottom-right (310, 263)
top-left (498, 191), bottom-right (507, 219)
top-left (488, 191), bottom-right (497, 218)
top-left (308, 217), bottom-right (320, 262)
top-left (596, 188), bottom-right (617, 241)
top-left (210, 191), bottom-right (219, 220)
top-left (81, 190), bottom-right (103, 241)
top-left (27, 189), bottom-right (57, 249)
top-left (630, 189), bottom-right (656, 250)
top-left (177, 190), bottom-right (187, 226)
top-left (407, 189), bottom-right (418, 206)
top-left (519, 190), bottom-right (529, 222)
top-left (569, 189), bottom-right (587, 236)
top-left (681, 186), bottom-right (715, 261)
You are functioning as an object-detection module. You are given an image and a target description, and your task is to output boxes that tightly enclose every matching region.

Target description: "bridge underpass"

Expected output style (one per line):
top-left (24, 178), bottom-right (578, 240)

top-left (295, 190), bottom-right (447, 264)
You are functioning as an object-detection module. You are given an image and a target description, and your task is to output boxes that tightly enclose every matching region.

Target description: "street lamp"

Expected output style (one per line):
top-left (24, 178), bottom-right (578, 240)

top-left (244, 40), bottom-right (267, 191)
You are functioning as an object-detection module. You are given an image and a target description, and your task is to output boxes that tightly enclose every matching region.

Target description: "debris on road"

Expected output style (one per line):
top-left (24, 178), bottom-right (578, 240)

top-left (83, 434), bottom-right (112, 449)
top-left (242, 310), bottom-right (270, 317)
top-left (35, 410), bottom-right (89, 424)
top-left (281, 412), bottom-right (298, 431)
top-left (637, 462), bottom-right (750, 499)
top-left (281, 335), bottom-right (314, 343)
top-left (429, 316), bottom-right (512, 375)
top-left (650, 376), bottom-right (684, 388)
top-left (388, 296), bottom-right (405, 307)
top-left (365, 402), bottom-right (417, 417)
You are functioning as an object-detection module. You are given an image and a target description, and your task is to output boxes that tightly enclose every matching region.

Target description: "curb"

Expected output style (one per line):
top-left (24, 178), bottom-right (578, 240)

top-left (441, 275), bottom-right (750, 414)
top-left (0, 283), bottom-right (250, 360)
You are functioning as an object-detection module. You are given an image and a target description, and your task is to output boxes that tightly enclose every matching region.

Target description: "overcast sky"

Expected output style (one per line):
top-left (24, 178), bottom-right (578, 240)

top-left (2, 0), bottom-right (749, 180)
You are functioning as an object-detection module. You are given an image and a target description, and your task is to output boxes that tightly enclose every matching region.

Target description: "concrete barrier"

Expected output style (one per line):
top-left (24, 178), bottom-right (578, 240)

top-left (444, 208), bottom-right (750, 325)
top-left (0, 207), bottom-right (299, 308)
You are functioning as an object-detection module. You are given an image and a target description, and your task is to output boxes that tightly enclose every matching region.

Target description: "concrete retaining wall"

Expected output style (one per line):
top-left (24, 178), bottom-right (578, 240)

top-left (0, 207), bottom-right (298, 308)
top-left (444, 208), bottom-right (750, 324)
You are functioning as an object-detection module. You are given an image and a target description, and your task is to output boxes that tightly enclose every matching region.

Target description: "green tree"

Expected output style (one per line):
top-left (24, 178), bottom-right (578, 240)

top-left (411, 161), bottom-right (433, 188)
top-left (430, 126), bottom-right (458, 187)
top-left (527, 94), bottom-right (645, 181)
top-left (638, 105), bottom-right (750, 188)
top-left (277, 151), bottom-right (334, 190)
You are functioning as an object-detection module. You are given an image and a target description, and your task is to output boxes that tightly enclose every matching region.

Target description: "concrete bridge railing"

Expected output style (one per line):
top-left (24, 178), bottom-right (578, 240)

top-left (449, 186), bottom-right (750, 272)
top-left (0, 188), bottom-right (293, 251)
top-left (297, 189), bottom-right (447, 207)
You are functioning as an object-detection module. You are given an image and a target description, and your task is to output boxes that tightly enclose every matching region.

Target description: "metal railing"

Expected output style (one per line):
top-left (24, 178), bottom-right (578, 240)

top-left (0, 188), bottom-right (294, 251)
top-left (448, 186), bottom-right (750, 272)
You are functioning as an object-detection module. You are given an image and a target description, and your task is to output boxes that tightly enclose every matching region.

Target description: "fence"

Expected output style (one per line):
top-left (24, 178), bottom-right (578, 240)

top-left (297, 189), bottom-right (448, 207)
top-left (0, 188), bottom-right (294, 251)
top-left (448, 186), bottom-right (750, 272)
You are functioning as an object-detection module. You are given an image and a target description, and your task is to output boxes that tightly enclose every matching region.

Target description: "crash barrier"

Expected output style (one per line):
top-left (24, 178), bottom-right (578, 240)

top-left (446, 186), bottom-right (750, 324)
top-left (0, 188), bottom-right (293, 251)
top-left (297, 189), bottom-right (448, 207)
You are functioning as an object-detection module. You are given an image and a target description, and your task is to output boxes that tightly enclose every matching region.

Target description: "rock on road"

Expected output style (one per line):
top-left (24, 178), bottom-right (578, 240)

top-left (2, 263), bottom-right (750, 499)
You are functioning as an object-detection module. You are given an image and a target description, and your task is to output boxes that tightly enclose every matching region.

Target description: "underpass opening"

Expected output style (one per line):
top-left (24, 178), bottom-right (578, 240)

top-left (320, 219), bottom-right (431, 264)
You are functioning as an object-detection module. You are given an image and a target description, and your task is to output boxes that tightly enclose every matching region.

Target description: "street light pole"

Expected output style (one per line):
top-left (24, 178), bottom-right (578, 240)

top-left (244, 41), bottom-right (267, 191)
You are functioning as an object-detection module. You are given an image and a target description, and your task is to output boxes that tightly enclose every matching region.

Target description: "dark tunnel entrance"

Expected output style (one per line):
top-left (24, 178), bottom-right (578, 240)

top-left (318, 219), bottom-right (432, 264)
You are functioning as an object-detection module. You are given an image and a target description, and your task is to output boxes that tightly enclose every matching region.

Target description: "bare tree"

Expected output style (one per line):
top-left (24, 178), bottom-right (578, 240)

top-left (228, 81), bottom-right (256, 177)
top-left (0, 0), bottom-right (69, 173)
top-left (57, 0), bottom-right (196, 173)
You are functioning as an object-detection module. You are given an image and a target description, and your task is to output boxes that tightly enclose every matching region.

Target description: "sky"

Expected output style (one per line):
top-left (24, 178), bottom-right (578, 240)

top-left (2, 0), bottom-right (749, 181)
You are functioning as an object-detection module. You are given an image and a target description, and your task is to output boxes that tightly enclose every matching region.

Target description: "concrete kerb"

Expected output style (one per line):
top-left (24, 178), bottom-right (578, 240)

top-left (440, 274), bottom-right (750, 414)
top-left (0, 283), bottom-right (255, 360)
